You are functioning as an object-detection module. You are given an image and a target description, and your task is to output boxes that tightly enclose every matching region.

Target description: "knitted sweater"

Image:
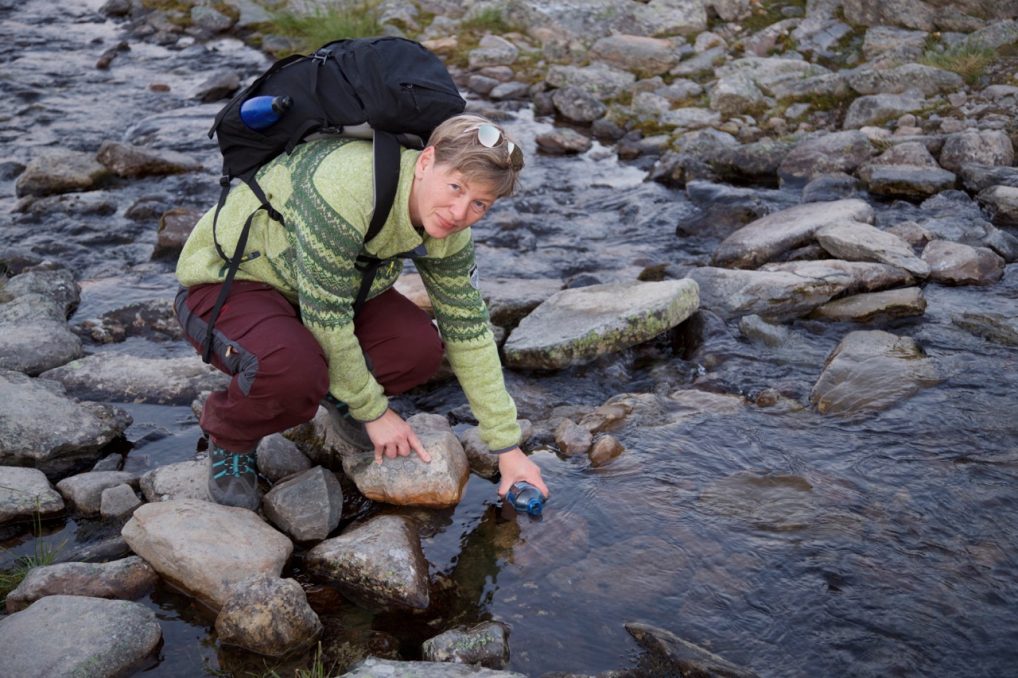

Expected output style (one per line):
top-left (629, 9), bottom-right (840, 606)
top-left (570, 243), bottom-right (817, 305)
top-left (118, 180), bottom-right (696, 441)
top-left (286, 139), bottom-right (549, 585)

top-left (176, 138), bottom-right (521, 451)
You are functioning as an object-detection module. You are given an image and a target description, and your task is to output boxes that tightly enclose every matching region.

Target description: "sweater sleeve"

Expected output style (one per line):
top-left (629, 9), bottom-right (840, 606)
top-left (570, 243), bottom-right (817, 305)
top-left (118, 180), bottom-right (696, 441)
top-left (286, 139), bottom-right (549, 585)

top-left (415, 237), bottom-right (522, 451)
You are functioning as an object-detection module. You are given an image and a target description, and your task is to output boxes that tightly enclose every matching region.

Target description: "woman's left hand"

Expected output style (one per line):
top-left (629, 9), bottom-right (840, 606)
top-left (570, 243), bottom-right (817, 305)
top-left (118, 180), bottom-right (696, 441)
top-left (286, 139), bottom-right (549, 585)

top-left (496, 447), bottom-right (549, 498)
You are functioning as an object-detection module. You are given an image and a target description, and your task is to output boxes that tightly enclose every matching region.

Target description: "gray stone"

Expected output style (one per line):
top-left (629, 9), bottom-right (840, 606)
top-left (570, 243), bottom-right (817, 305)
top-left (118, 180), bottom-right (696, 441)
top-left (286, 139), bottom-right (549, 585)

top-left (670, 46), bottom-right (727, 78)
top-left (0, 294), bottom-right (83, 375)
top-left (778, 132), bottom-right (875, 186)
top-left (40, 352), bottom-right (229, 405)
top-left (263, 466), bottom-right (342, 542)
top-left (306, 514), bottom-right (429, 610)
top-left (342, 657), bottom-right (526, 677)
top-left (100, 483), bottom-right (142, 520)
top-left (0, 596), bottom-right (161, 678)
top-left (960, 164), bottom-right (1018, 193)
top-left (191, 5), bottom-right (235, 32)
top-left (761, 260), bottom-right (917, 296)
top-left (710, 73), bottom-right (767, 116)
top-left (554, 419), bottom-right (593, 456)
top-left (846, 63), bottom-right (964, 97)
top-left (976, 185), bottom-right (1018, 227)
top-left (139, 460), bottom-right (210, 502)
top-left (0, 371), bottom-right (130, 477)
top-left (14, 149), bottom-right (111, 198)
top-left (810, 287), bottom-right (927, 322)
top-left (811, 330), bottom-right (939, 415)
top-left (4, 556), bottom-right (157, 613)
top-left (535, 127), bottom-right (592, 155)
top-left (713, 198), bottom-right (874, 269)
top-left (626, 622), bottom-right (761, 678)
top-left (861, 27), bottom-right (929, 62)
top-left (589, 434), bottom-right (625, 467)
top-left (802, 172), bottom-right (864, 202)
top-left (468, 35), bottom-right (518, 69)
top-left (215, 574), bottom-right (322, 657)
top-left (194, 68), bottom-right (240, 103)
top-left (589, 34), bottom-right (678, 77)
top-left (422, 621), bottom-right (511, 668)
top-left (95, 140), bottom-right (201, 178)
top-left (939, 130), bottom-right (1015, 173)
top-left (0, 466), bottom-right (64, 525)
top-left (689, 266), bottom-right (843, 321)
top-left (842, 0), bottom-right (936, 31)
top-left (56, 471), bottom-right (136, 516)
top-left (966, 18), bottom-right (1018, 49)
top-left (739, 314), bottom-right (790, 347)
top-left (122, 499), bottom-right (293, 609)
top-left (843, 92), bottom-right (926, 130)
top-left (858, 165), bottom-right (957, 201)
top-left (257, 433), bottom-right (313, 483)
top-left (489, 81), bottom-right (530, 100)
top-left (545, 63), bottom-right (636, 99)
top-left (816, 221), bottom-right (930, 277)
top-left (551, 87), bottom-right (607, 124)
top-left (922, 240), bottom-right (1005, 285)
top-left (871, 141), bottom-right (939, 167)
top-left (503, 279), bottom-right (699, 370)
top-left (662, 107), bottom-right (722, 130)
top-left (482, 278), bottom-right (563, 328)
top-left (458, 419), bottom-right (532, 480)
top-left (953, 312), bottom-right (1018, 347)
top-left (2, 268), bottom-right (79, 315)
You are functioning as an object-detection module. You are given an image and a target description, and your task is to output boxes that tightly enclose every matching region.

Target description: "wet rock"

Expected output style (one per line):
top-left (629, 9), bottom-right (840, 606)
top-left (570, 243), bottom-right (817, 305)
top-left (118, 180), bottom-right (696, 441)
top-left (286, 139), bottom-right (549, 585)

top-left (760, 260), bottom-right (917, 296)
top-left (468, 35), bottom-right (518, 69)
top-left (194, 68), bottom-right (241, 102)
top-left (256, 433), bottom-right (312, 483)
top-left (95, 140), bottom-right (201, 178)
top-left (343, 657), bottom-right (526, 677)
top-left (922, 240), bottom-right (1005, 286)
top-left (153, 206), bottom-right (204, 259)
top-left (100, 483), bottom-right (142, 520)
top-left (535, 127), bottom-right (592, 155)
top-left (939, 130), bottom-right (1015, 173)
top-left (857, 165), bottom-right (957, 201)
top-left (482, 278), bottom-right (563, 328)
top-left (40, 352), bottom-right (229, 405)
top-left (810, 287), bottom-right (927, 322)
top-left (777, 132), bottom-right (875, 186)
top-left (713, 198), bottom-right (874, 269)
top-left (14, 149), bottom-right (111, 198)
top-left (0, 596), bottom-right (162, 678)
top-left (339, 413), bottom-right (469, 508)
top-left (422, 621), bottom-right (511, 668)
top-left (555, 419), bottom-right (593, 456)
top-left (625, 622), bottom-right (760, 678)
top-left (215, 574), bottom-right (322, 658)
top-left (0, 466), bottom-right (64, 525)
top-left (976, 185), bottom-right (1018, 227)
top-left (578, 402), bottom-right (633, 434)
top-left (816, 221), bottom-right (930, 277)
top-left (953, 312), bottom-right (1018, 347)
top-left (801, 172), bottom-right (864, 202)
top-left (810, 330), bottom-right (939, 415)
top-left (262, 466), bottom-right (342, 542)
top-left (551, 87), bottom-right (607, 124)
top-left (488, 81), bottom-right (531, 100)
top-left (75, 299), bottom-right (182, 344)
top-left (122, 499), bottom-right (293, 609)
top-left (139, 460), bottom-right (210, 502)
top-left (0, 293), bottom-right (83, 375)
top-left (459, 419), bottom-right (532, 479)
top-left (504, 279), bottom-right (699, 370)
top-left (4, 556), bottom-right (157, 613)
top-left (589, 34), bottom-right (678, 78)
top-left (2, 267), bottom-right (79, 315)
top-left (689, 267), bottom-right (842, 321)
top-left (589, 434), bottom-right (625, 467)
top-left (959, 164), bottom-right (1018, 193)
top-left (305, 514), bottom-right (429, 610)
top-left (0, 371), bottom-right (130, 477)
top-left (55, 470), bottom-right (136, 516)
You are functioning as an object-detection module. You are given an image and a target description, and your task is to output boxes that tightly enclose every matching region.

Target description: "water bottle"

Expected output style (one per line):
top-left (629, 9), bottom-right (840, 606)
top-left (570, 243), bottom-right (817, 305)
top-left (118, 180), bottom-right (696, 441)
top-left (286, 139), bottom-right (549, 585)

top-left (506, 481), bottom-right (544, 516)
top-left (239, 95), bottom-right (292, 130)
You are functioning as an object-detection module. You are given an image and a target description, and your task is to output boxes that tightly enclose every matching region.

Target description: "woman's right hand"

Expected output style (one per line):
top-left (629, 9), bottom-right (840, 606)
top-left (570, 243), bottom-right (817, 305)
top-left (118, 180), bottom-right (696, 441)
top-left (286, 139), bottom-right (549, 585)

top-left (364, 408), bottom-right (432, 464)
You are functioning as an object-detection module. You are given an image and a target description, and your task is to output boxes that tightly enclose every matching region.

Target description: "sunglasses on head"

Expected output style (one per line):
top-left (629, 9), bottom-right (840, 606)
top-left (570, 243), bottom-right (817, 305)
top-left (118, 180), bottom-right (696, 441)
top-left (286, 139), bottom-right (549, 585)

top-left (476, 124), bottom-right (524, 170)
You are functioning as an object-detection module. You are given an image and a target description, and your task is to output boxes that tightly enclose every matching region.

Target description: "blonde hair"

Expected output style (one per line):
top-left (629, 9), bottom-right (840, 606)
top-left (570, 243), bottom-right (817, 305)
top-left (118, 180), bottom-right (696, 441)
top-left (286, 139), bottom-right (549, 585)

top-left (427, 113), bottom-right (524, 198)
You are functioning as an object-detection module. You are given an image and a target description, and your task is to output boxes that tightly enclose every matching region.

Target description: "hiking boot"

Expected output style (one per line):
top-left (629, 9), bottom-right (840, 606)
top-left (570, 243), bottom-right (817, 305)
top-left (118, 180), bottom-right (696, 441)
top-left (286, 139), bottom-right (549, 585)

top-left (207, 443), bottom-right (260, 510)
top-left (321, 395), bottom-right (373, 451)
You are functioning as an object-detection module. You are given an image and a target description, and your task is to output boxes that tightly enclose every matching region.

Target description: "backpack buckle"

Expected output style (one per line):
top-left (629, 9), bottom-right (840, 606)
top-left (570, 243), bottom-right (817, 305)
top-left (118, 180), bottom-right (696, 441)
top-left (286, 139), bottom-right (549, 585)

top-left (311, 49), bottom-right (330, 65)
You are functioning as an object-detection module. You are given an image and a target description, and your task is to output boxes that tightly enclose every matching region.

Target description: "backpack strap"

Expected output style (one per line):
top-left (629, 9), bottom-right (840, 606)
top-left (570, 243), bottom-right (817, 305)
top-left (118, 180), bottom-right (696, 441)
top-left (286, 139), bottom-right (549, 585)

top-left (367, 131), bottom-right (401, 244)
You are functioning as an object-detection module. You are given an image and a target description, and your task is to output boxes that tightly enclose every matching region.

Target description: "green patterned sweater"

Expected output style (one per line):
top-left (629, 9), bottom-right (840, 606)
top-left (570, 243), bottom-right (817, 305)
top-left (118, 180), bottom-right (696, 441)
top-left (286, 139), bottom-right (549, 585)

top-left (176, 138), bottom-right (521, 451)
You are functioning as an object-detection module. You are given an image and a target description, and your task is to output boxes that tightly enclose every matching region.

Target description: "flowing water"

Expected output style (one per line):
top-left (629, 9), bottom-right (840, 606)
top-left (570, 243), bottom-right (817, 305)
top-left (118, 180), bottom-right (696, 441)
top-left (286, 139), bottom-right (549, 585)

top-left (3, 1), bottom-right (1018, 676)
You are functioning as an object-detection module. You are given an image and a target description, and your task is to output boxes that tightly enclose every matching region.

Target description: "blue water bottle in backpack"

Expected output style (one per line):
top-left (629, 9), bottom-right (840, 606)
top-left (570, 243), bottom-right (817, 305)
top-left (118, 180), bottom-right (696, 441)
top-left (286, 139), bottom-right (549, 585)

top-left (506, 481), bottom-right (544, 516)
top-left (239, 95), bottom-right (293, 130)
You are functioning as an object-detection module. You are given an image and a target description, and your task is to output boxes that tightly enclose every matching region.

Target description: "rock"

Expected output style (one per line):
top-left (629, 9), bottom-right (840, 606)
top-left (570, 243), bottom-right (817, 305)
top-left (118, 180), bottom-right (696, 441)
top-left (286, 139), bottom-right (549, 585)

top-left (554, 419), bottom-right (593, 456)
top-left (842, 0), bottom-right (935, 31)
top-left (959, 164), bottom-right (1018, 193)
top-left (339, 414), bottom-right (469, 508)
top-left (481, 278), bottom-right (563, 328)
top-left (0, 371), bottom-right (130, 477)
top-left (810, 287), bottom-right (927, 322)
top-left (503, 280), bottom-right (699, 370)
top-left (468, 35), bottom-right (518, 69)
top-left (95, 140), bottom-right (201, 178)
top-left (2, 268), bottom-right (80, 315)
top-left (422, 621), bottom-right (511, 668)
top-left (535, 127), bottom-right (592, 155)
top-left (671, 46), bottom-right (727, 78)
top-left (545, 63), bottom-right (636, 100)
top-left (976, 185), bottom-right (1018, 227)
top-left (305, 514), bottom-right (429, 610)
top-left (263, 466), bottom-right (342, 542)
top-left (857, 165), bottom-right (957, 201)
top-left (14, 149), bottom-right (111, 198)
top-left (861, 27), bottom-right (929, 63)
top-left (589, 34), bottom-right (678, 77)
top-left (75, 299), bottom-right (182, 344)
top-left (551, 87), bottom-right (606, 124)
top-left (777, 132), bottom-right (875, 186)
top-left (4, 556), bottom-right (157, 613)
top-left (0, 466), bottom-right (64, 525)
top-left (0, 596), bottom-right (161, 678)
top-left (689, 266), bottom-right (842, 320)
top-left (953, 312), bottom-right (1018, 347)
top-left (713, 198), bottom-right (874, 269)
top-left (846, 63), bottom-right (964, 97)
top-left (458, 419), bottom-right (532, 479)
top-left (100, 483), bottom-right (142, 520)
top-left (0, 294), bottom-right (83, 375)
top-left (802, 172), bottom-right (864, 202)
top-left (139, 460), bottom-right (210, 502)
top-left (816, 221), bottom-right (930, 277)
top-left (760, 260), bottom-right (917, 296)
top-left (256, 433), bottom-right (312, 483)
top-left (121, 499), bottom-right (293, 609)
top-left (191, 4), bottom-right (235, 33)
top-left (710, 72), bottom-right (767, 116)
top-left (589, 434), bottom-right (625, 467)
top-left (625, 622), bottom-right (760, 678)
top-left (152, 206), bottom-right (204, 259)
top-left (342, 657), bottom-right (526, 677)
top-left (194, 68), bottom-right (240, 102)
top-left (40, 352), bottom-right (229, 405)
top-left (871, 141), bottom-right (939, 168)
top-left (215, 574), bottom-right (322, 657)
top-left (55, 470), bottom-right (136, 516)
top-left (922, 240), bottom-right (1005, 285)
top-left (810, 330), bottom-right (939, 415)
top-left (578, 402), bottom-right (633, 434)
top-left (939, 130), bottom-right (1015, 173)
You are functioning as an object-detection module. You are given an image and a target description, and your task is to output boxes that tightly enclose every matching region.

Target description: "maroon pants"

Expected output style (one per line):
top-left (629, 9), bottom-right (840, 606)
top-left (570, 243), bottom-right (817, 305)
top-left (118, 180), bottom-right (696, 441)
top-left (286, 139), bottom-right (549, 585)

top-left (175, 281), bottom-right (444, 451)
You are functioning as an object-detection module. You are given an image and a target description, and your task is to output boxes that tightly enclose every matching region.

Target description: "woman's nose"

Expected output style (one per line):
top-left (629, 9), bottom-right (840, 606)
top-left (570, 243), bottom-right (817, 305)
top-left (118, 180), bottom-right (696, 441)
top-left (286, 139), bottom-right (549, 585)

top-left (450, 196), bottom-right (470, 221)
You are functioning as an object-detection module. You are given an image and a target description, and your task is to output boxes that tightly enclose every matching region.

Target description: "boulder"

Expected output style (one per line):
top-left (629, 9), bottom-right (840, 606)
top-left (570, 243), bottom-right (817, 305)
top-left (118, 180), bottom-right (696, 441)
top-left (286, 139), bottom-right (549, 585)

top-left (815, 221), bottom-right (930, 277)
top-left (4, 556), bottom-right (157, 613)
top-left (262, 466), bottom-right (342, 542)
top-left (976, 185), bottom-right (1018, 227)
top-left (14, 150), bottom-right (111, 198)
top-left (256, 433), bottom-right (312, 483)
top-left (55, 470), bottom-right (137, 516)
top-left (0, 466), bottom-right (64, 525)
top-left (760, 260), bottom-right (917, 296)
top-left (778, 132), bottom-right (875, 186)
top-left (625, 622), bottom-right (760, 678)
top-left (551, 86), bottom-right (607, 124)
top-left (689, 267), bottom-right (842, 320)
top-left (2, 268), bottom-right (80, 315)
top-left (215, 574), bottom-right (322, 657)
top-left (0, 294), bottom-right (83, 375)
top-left (857, 164), bottom-right (956, 201)
top-left (535, 127), bottom-right (592, 155)
top-left (152, 207), bottom-right (204, 259)
top-left (953, 312), bottom-right (1018, 347)
top-left (422, 621), bottom-right (511, 668)
top-left (589, 34), bottom-right (678, 77)
top-left (481, 278), bottom-right (563, 328)
top-left (139, 460), bottom-right (210, 502)
top-left (843, 92), bottom-right (925, 129)
top-left (503, 280), bottom-right (699, 370)
top-left (342, 657), bottom-right (526, 677)
top-left (846, 63), bottom-right (963, 97)
top-left (810, 330), bottom-right (939, 415)
top-left (95, 140), bottom-right (200, 178)
top-left (810, 287), bottom-right (927, 322)
top-left (842, 0), bottom-right (936, 31)
top-left (589, 434), bottom-right (625, 467)
top-left (922, 240), bottom-right (1005, 285)
top-left (939, 131), bottom-right (1014, 173)
top-left (121, 499), bottom-right (292, 609)
top-left (100, 483), bottom-right (143, 520)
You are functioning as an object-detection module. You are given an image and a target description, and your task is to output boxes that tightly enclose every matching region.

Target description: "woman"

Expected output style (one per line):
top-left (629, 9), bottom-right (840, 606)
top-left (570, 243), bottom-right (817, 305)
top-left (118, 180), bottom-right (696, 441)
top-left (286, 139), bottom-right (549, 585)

top-left (174, 113), bottom-right (548, 510)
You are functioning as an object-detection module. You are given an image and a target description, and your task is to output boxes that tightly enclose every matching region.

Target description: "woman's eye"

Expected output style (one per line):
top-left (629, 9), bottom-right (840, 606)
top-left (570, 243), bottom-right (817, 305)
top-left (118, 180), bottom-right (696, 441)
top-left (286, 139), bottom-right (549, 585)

top-left (449, 183), bottom-right (461, 192)
top-left (472, 201), bottom-right (489, 214)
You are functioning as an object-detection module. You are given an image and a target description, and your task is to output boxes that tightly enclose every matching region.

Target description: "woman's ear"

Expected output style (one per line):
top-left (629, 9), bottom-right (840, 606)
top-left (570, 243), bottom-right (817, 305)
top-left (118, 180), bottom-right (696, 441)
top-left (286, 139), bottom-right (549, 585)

top-left (416, 146), bottom-right (435, 179)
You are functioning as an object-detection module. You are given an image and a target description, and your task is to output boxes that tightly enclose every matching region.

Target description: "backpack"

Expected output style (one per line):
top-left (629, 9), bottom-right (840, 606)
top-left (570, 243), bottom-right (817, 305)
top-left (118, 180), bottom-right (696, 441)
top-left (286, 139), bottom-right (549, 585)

top-left (200, 36), bottom-right (466, 363)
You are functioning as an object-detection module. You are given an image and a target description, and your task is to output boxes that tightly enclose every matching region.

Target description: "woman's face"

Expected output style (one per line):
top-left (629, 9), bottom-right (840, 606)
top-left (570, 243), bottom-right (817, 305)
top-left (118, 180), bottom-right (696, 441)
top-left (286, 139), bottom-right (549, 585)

top-left (410, 147), bottom-right (499, 239)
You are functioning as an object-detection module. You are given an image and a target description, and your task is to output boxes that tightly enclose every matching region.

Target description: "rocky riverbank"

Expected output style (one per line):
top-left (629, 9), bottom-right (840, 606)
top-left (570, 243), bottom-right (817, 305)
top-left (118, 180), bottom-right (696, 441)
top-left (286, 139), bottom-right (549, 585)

top-left (2, 0), bottom-right (1018, 676)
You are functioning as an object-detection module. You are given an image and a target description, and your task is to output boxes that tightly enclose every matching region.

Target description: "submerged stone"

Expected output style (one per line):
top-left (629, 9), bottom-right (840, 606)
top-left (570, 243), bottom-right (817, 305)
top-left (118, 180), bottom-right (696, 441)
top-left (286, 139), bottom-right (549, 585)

top-left (215, 574), bottom-right (322, 658)
top-left (422, 621), bottom-right (511, 669)
top-left (625, 622), bottom-right (760, 678)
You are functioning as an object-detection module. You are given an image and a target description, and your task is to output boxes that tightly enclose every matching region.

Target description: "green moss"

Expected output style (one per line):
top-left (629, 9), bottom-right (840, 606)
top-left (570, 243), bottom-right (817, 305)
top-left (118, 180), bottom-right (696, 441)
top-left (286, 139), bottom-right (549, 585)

top-left (921, 41), bottom-right (999, 86)
top-left (265, 1), bottom-right (384, 56)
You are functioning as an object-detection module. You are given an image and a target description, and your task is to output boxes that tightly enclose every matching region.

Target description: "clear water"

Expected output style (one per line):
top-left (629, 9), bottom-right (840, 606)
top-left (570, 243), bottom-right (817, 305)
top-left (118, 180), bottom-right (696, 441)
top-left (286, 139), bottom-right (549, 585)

top-left (2, 1), bottom-right (1018, 676)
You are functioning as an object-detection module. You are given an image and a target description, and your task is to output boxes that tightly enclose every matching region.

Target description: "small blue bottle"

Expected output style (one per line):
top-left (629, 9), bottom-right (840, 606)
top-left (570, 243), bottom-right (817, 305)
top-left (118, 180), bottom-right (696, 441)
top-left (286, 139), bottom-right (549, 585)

top-left (239, 95), bottom-right (293, 130)
top-left (506, 481), bottom-right (544, 516)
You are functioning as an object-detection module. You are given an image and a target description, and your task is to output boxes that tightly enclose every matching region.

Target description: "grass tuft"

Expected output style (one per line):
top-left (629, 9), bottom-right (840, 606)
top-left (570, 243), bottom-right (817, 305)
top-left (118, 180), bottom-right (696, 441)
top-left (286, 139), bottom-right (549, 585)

top-left (267, 1), bottom-right (384, 56)
top-left (0, 508), bottom-right (62, 606)
top-left (921, 41), bottom-right (998, 86)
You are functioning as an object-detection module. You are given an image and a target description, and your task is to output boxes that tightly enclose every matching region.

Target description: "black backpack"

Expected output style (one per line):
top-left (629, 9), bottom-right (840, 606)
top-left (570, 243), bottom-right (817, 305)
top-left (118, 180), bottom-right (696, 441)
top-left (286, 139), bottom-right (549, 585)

top-left (201, 36), bottom-right (465, 363)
